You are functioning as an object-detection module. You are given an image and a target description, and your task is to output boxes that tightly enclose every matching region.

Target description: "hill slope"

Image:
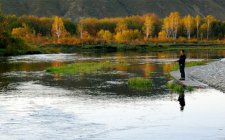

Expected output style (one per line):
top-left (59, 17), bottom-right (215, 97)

top-left (1, 0), bottom-right (225, 20)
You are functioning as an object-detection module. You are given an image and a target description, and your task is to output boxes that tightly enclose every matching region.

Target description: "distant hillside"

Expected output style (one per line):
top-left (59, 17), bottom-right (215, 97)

top-left (1, 0), bottom-right (225, 20)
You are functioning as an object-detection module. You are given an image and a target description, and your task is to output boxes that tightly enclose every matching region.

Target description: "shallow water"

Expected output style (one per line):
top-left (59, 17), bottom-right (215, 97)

top-left (0, 50), bottom-right (225, 140)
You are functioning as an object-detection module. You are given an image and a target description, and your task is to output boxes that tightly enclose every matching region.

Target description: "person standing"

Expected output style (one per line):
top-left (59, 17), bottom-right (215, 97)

top-left (178, 50), bottom-right (186, 80)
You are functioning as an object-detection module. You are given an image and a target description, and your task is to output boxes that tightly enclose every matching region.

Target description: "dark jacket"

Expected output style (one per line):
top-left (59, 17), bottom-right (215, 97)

top-left (178, 54), bottom-right (186, 66)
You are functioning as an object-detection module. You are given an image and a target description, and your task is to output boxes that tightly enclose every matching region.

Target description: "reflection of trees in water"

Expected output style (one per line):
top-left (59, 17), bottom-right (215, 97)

top-left (0, 60), bottom-right (65, 89)
top-left (114, 63), bottom-right (157, 77)
top-left (51, 61), bottom-right (63, 67)
top-left (156, 52), bottom-right (177, 59)
top-left (162, 63), bottom-right (176, 73)
top-left (142, 63), bottom-right (157, 77)
top-left (0, 62), bottom-right (44, 72)
top-left (187, 50), bottom-right (225, 59)
top-left (0, 61), bottom-right (64, 73)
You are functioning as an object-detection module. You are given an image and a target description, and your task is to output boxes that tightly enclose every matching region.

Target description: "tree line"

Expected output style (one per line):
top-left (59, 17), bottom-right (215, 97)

top-left (1, 11), bottom-right (225, 46)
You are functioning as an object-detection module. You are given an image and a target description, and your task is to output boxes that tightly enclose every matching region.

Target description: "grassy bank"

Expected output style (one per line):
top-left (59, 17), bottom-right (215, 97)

top-left (1, 41), bottom-right (225, 56)
top-left (41, 42), bottom-right (225, 53)
top-left (0, 32), bottom-right (40, 56)
top-left (171, 61), bottom-right (209, 71)
top-left (1, 30), bottom-right (225, 56)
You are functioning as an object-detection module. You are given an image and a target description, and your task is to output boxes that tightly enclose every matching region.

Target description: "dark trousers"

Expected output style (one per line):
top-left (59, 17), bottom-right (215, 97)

top-left (180, 64), bottom-right (185, 78)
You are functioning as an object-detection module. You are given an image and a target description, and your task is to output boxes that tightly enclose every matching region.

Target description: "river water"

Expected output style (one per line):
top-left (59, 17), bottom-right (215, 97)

top-left (0, 50), bottom-right (225, 140)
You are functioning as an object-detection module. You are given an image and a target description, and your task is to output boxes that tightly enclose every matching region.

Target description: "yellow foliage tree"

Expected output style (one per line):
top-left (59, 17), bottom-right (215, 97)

top-left (143, 16), bottom-right (154, 39)
top-left (77, 21), bottom-right (84, 39)
top-left (195, 15), bottom-right (201, 39)
top-left (200, 23), bottom-right (208, 40)
top-left (169, 12), bottom-right (180, 39)
top-left (183, 15), bottom-right (194, 39)
top-left (115, 29), bottom-right (140, 42)
top-left (97, 30), bottom-right (113, 41)
top-left (82, 31), bottom-right (91, 39)
top-left (12, 24), bottom-right (34, 37)
top-left (158, 31), bottom-right (167, 40)
top-left (115, 21), bottom-right (128, 34)
top-left (162, 12), bottom-right (180, 39)
top-left (51, 16), bottom-right (68, 39)
top-left (162, 17), bottom-right (171, 38)
top-left (205, 15), bottom-right (215, 40)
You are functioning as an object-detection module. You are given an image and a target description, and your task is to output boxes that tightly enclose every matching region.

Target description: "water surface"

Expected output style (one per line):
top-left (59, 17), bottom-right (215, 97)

top-left (0, 50), bottom-right (225, 140)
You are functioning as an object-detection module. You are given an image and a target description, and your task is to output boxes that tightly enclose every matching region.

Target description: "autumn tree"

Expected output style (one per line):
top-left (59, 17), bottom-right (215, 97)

top-left (77, 21), bottom-right (84, 39)
top-left (162, 17), bottom-right (171, 38)
top-left (124, 16), bottom-right (143, 30)
top-left (162, 12), bottom-right (180, 39)
top-left (51, 16), bottom-right (67, 39)
top-left (11, 24), bottom-right (34, 37)
top-left (205, 15), bottom-right (215, 40)
top-left (170, 12), bottom-right (180, 39)
top-left (115, 29), bottom-right (140, 42)
top-left (200, 23), bottom-right (207, 40)
top-left (115, 21), bottom-right (128, 34)
top-left (18, 16), bottom-right (53, 36)
top-left (96, 18), bottom-right (117, 33)
top-left (158, 31), bottom-right (167, 40)
top-left (183, 15), bottom-right (194, 39)
top-left (97, 30), bottom-right (113, 41)
top-left (143, 16), bottom-right (154, 39)
top-left (195, 15), bottom-right (201, 39)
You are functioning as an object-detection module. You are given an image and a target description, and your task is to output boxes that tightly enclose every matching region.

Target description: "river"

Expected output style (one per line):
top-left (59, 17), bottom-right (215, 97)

top-left (0, 50), bottom-right (225, 140)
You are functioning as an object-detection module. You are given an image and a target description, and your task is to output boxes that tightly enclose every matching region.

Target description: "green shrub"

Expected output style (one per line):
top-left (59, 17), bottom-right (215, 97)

top-left (0, 32), bottom-right (30, 55)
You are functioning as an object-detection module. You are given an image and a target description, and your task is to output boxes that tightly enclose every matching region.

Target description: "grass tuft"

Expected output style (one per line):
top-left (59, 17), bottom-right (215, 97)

top-left (186, 86), bottom-right (194, 92)
top-left (167, 81), bottom-right (194, 93)
top-left (128, 77), bottom-right (152, 90)
top-left (166, 82), bottom-right (184, 93)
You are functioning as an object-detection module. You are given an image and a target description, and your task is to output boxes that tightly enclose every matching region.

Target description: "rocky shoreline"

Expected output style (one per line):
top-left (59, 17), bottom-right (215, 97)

top-left (171, 59), bottom-right (225, 93)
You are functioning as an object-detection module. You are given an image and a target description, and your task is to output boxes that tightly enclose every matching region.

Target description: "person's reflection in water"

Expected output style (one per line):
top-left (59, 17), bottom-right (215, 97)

top-left (178, 91), bottom-right (185, 111)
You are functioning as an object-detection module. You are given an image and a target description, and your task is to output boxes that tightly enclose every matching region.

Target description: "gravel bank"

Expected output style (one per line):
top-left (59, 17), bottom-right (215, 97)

top-left (185, 59), bottom-right (225, 92)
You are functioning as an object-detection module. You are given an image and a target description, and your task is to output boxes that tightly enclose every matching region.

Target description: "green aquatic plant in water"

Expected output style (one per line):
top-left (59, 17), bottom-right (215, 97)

top-left (166, 82), bottom-right (184, 94)
top-left (46, 61), bottom-right (129, 75)
top-left (46, 61), bottom-right (114, 75)
top-left (148, 72), bottom-right (158, 77)
top-left (186, 86), bottom-right (194, 92)
top-left (171, 61), bottom-right (208, 71)
top-left (163, 73), bottom-right (172, 79)
top-left (128, 77), bottom-right (152, 90)
top-left (167, 81), bottom-right (194, 93)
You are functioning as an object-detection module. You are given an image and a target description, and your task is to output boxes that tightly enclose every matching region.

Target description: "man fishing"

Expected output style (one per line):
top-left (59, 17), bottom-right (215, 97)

top-left (178, 50), bottom-right (186, 80)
